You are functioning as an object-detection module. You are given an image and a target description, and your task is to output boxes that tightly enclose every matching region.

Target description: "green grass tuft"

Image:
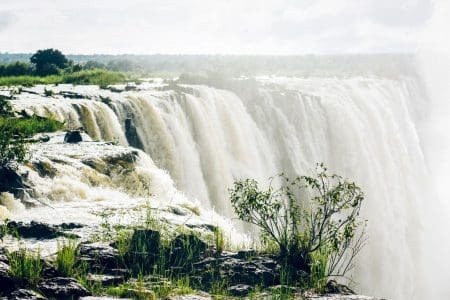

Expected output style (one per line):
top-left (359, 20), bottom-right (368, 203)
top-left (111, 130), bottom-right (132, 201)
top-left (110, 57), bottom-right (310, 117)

top-left (55, 239), bottom-right (78, 277)
top-left (7, 248), bottom-right (43, 286)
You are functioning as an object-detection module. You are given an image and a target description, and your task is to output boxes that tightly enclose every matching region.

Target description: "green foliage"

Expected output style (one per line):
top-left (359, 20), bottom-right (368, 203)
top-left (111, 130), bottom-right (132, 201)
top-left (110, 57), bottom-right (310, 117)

top-left (0, 116), bottom-right (64, 137)
top-left (62, 69), bottom-right (127, 88)
top-left (214, 227), bottom-right (224, 255)
top-left (0, 69), bottom-right (127, 88)
top-left (230, 163), bottom-right (366, 286)
top-left (0, 127), bottom-right (27, 169)
top-left (7, 248), bottom-right (43, 286)
top-left (55, 239), bottom-right (78, 277)
top-left (0, 75), bottom-right (62, 87)
top-left (0, 62), bottom-right (33, 77)
top-left (0, 96), bottom-right (14, 117)
top-left (30, 48), bottom-right (68, 76)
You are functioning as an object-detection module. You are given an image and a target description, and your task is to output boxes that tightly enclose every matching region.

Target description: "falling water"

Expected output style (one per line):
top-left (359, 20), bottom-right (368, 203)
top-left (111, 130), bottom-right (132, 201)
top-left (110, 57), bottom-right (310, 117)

top-left (10, 72), bottom-right (434, 299)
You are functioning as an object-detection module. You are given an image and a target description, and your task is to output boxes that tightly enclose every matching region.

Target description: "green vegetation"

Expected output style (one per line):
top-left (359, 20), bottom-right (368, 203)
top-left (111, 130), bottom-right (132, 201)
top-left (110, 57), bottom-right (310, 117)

top-left (7, 248), bottom-right (43, 286)
top-left (0, 127), bottom-right (27, 169)
top-left (55, 239), bottom-right (78, 277)
top-left (30, 48), bottom-right (69, 76)
top-left (230, 163), bottom-right (367, 291)
top-left (0, 97), bottom-right (63, 169)
top-left (0, 116), bottom-right (63, 137)
top-left (0, 69), bottom-right (127, 87)
top-left (0, 48), bottom-right (130, 87)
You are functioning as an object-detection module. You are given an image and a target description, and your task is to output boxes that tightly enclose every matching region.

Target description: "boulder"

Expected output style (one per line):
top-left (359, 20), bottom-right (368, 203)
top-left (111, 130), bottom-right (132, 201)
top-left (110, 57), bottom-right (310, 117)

top-left (324, 280), bottom-right (355, 295)
top-left (227, 284), bottom-right (252, 297)
top-left (0, 167), bottom-right (29, 197)
top-left (64, 131), bottom-right (82, 143)
top-left (8, 289), bottom-right (47, 300)
top-left (127, 229), bottom-right (161, 267)
top-left (78, 243), bottom-right (122, 272)
top-left (7, 221), bottom-right (63, 239)
top-left (37, 277), bottom-right (90, 299)
top-left (0, 261), bottom-right (14, 293)
top-left (169, 233), bottom-right (207, 266)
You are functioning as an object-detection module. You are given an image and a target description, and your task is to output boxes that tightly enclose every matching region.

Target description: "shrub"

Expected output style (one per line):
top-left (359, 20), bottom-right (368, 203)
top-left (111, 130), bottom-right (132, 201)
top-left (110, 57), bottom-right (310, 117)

top-left (230, 163), bottom-right (366, 286)
top-left (0, 96), bottom-right (14, 117)
top-left (0, 128), bottom-right (27, 169)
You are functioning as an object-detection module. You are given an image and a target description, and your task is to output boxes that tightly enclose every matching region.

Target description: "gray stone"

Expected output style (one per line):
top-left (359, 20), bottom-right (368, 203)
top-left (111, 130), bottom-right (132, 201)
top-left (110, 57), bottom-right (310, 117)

top-left (37, 277), bottom-right (90, 299)
top-left (227, 284), bottom-right (253, 296)
top-left (8, 289), bottom-right (47, 300)
top-left (64, 131), bottom-right (83, 143)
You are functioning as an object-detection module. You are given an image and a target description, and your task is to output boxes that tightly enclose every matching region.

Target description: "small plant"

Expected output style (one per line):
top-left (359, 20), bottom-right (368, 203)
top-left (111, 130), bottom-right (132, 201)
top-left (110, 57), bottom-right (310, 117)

top-left (7, 248), bottom-right (43, 286)
top-left (214, 227), bottom-right (224, 255)
top-left (55, 239), bottom-right (78, 277)
top-left (230, 163), bottom-right (366, 287)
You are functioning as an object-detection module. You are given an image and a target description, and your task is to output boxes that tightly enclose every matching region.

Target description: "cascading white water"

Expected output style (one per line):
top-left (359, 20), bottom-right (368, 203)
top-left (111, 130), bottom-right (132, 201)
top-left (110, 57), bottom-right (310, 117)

top-left (11, 73), bottom-right (432, 299)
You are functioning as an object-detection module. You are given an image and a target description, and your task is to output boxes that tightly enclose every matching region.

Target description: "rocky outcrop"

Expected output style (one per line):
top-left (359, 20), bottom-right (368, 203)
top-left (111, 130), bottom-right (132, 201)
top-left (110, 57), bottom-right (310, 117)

top-left (64, 130), bottom-right (83, 143)
top-left (6, 221), bottom-right (81, 239)
top-left (37, 277), bottom-right (90, 299)
top-left (0, 167), bottom-right (29, 198)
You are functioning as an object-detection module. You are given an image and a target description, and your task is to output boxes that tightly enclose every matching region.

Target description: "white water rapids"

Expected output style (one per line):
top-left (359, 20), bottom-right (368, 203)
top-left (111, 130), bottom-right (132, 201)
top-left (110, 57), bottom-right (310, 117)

top-left (5, 71), bottom-right (438, 299)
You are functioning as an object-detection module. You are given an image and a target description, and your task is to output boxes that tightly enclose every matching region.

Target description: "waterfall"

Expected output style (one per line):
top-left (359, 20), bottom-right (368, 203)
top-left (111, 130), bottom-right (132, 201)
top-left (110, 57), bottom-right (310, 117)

top-left (11, 73), bottom-right (432, 299)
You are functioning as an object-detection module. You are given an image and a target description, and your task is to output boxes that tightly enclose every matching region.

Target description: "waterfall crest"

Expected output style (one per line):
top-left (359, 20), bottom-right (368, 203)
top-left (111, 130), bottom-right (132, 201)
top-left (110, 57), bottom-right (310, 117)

top-left (11, 75), bottom-right (429, 299)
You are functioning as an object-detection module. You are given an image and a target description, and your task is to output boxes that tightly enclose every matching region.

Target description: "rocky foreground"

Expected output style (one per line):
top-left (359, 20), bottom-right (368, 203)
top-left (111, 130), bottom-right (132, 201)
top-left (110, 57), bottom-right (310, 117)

top-left (1, 221), bottom-right (383, 300)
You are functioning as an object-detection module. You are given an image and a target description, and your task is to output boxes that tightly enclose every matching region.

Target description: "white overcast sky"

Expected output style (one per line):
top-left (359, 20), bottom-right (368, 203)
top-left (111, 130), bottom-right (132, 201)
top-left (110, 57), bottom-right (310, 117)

top-left (0, 0), bottom-right (434, 55)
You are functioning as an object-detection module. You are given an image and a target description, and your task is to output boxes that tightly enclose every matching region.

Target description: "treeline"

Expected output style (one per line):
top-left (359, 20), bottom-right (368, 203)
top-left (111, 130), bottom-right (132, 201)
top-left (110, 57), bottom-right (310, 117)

top-left (1, 52), bottom-right (417, 77)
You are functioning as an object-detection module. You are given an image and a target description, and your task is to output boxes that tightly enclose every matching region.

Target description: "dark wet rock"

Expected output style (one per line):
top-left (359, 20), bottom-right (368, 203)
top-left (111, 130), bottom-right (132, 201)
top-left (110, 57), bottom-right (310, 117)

top-left (59, 91), bottom-right (88, 99)
top-left (124, 118), bottom-right (144, 150)
top-left (0, 166), bottom-right (29, 197)
top-left (236, 249), bottom-right (257, 260)
top-left (32, 161), bottom-right (57, 178)
top-left (7, 221), bottom-right (59, 239)
top-left (185, 223), bottom-right (217, 232)
top-left (78, 243), bottom-right (122, 272)
top-left (192, 253), bottom-right (280, 288)
top-left (0, 261), bottom-right (14, 293)
top-left (42, 263), bottom-right (59, 279)
top-left (170, 233), bottom-right (208, 266)
top-left (37, 277), bottom-right (90, 299)
top-left (6, 221), bottom-right (79, 240)
top-left (8, 289), bottom-right (46, 300)
top-left (126, 229), bottom-right (161, 266)
top-left (130, 229), bottom-right (160, 254)
top-left (60, 222), bottom-right (84, 230)
top-left (324, 280), bottom-right (355, 295)
top-left (64, 130), bottom-right (83, 143)
top-left (227, 284), bottom-right (253, 297)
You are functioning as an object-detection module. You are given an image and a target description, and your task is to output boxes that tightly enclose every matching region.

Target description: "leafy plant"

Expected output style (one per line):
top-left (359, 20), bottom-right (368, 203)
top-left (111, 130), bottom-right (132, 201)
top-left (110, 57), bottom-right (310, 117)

top-left (0, 128), bottom-right (27, 169)
top-left (230, 163), bottom-right (366, 285)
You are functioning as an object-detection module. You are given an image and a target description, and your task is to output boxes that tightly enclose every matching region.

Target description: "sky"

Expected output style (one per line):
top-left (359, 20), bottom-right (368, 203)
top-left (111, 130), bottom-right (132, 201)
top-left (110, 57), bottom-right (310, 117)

top-left (0, 0), bottom-right (434, 55)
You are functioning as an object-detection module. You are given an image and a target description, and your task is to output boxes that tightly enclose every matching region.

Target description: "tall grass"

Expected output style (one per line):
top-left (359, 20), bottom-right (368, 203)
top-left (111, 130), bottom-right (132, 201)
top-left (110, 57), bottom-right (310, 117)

top-left (0, 116), bottom-right (64, 137)
top-left (7, 248), bottom-right (43, 286)
top-left (55, 239), bottom-right (78, 277)
top-left (0, 69), bottom-right (128, 87)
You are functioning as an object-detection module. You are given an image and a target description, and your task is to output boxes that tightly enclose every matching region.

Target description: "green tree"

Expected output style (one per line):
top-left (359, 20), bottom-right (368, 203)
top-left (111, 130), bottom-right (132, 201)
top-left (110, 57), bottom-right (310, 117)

top-left (30, 48), bottom-right (68, 76)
